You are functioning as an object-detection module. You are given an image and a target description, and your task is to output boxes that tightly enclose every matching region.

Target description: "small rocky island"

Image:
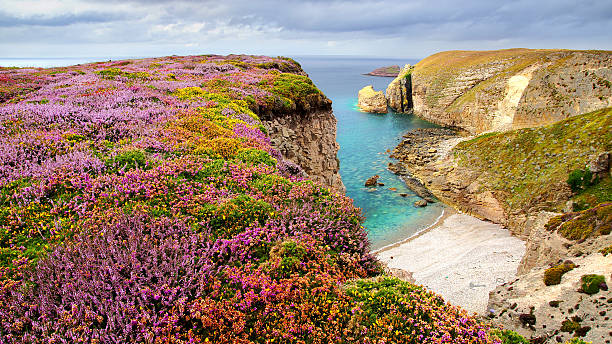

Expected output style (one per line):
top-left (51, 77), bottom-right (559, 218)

top-left (365, 65), bottom-right (400, 77)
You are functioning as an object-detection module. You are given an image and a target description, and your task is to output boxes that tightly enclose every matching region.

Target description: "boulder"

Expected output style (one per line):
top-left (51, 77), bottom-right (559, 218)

top-left (365, 175), bottom-right (380, 187)
top-left (358, 86), bottom-right (387, 113)
top-left (413, 199), bottom-right (428, 207)
top-left (588, 152), bottom-right (610, 174)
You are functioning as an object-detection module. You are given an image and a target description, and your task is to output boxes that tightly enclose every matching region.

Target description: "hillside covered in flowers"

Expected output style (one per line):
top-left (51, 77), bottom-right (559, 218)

top-left (0, 55), bottom-right (498, 343)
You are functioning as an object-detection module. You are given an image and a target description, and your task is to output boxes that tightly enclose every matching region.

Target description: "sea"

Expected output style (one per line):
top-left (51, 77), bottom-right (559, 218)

top-left (1, 56), bottom-right (445, 250)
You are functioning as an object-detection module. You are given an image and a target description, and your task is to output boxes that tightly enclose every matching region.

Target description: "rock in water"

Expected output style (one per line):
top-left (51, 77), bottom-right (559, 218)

top-left (413, 199), bottom-right (428, 207)
top-left (358, 86), bottom-right (387, 113)
top-left (365, 175), bottom-right (380, 187)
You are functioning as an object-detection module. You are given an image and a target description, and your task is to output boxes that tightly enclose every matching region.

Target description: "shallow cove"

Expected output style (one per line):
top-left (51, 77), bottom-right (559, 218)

top-left (298, 56), bottom-right (445, 250)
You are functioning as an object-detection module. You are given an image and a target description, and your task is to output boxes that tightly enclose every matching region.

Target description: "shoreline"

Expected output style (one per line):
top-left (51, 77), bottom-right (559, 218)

top-left (371, 205), bottom-right (454, 254)
top-left (375, 211), bottom-right (526, 314)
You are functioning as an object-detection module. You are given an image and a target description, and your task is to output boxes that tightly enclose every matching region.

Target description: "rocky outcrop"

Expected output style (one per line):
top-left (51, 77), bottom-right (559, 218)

top-left (260, 95), bottom-right (345, 193)
top-left (365, 65), bottom-right (400, 77)
top-left (410, 49), bottom-right (612, 134)
top-left (386, 64), bottom-right (414, 113)
top-left (263, 109), bottom-right (344, 193)
top-left (358, 85), bottom-right (387, 113)
top-left (487, 253), bottom-right (612, 344)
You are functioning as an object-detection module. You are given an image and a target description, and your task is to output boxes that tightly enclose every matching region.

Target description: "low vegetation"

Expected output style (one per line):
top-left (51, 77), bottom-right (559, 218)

top-left (0, 55), bottom-right (498, 342)
top-left (544, 262), bottom-right (576, 286)
top-left (454, 107), bottom-right (612, 213)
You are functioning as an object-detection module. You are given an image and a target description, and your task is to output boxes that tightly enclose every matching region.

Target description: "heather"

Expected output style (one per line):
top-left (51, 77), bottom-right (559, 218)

top-left (0, 55), bottom-right (497, 342)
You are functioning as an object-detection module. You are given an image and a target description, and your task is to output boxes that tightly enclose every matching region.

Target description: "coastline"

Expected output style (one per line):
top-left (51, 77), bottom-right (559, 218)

top-left (371, 205), bottom-right (454, 254)
top-left (375, 211), bottom-right (526, 314)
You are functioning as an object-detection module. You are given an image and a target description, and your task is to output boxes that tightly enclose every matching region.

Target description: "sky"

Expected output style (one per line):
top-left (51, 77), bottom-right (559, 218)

top-left (1, 0), bottom-right (612, 60)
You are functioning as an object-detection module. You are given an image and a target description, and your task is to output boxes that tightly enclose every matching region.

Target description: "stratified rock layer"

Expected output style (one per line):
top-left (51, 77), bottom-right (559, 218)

top-left (358, 85), bottom-right (388, 113)
top-left (411, 49), bottom-right (612, 133)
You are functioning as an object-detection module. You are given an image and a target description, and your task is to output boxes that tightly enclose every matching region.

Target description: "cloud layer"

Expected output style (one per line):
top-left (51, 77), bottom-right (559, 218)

top-left (1, 0), bottom-right (611, 58)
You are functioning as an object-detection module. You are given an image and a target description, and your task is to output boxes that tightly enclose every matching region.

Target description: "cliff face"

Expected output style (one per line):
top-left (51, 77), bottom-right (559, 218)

top-left (410, 49), bottom-right (612, 133)
top-left (386, 64), bottom-right (413, 112)
top-left (262, 103), bottom-right (345, 192)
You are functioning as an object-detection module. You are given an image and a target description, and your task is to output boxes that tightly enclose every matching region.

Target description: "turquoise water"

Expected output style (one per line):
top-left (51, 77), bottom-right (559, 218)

top-left (1, 56), bottom-right (446, 250)
top-left (298, 56), bottom-right (445, 249)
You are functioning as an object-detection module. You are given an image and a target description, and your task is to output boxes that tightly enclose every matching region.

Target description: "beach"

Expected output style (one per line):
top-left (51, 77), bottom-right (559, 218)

top-left (376, 211), bottom-right (526, 314)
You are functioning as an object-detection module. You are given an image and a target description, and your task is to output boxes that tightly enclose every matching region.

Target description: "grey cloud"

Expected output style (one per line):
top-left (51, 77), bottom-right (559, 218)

top-left (0, 10), bottom-right (130, 27)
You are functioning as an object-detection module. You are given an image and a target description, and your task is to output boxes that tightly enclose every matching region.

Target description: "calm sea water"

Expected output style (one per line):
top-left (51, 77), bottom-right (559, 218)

top-left (297, 56), bottom-right (444, 249)
top-left (1, 56), bottom-right (445, 250)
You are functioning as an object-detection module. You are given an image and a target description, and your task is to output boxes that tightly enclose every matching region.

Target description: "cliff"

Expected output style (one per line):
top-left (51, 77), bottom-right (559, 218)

top-left (390, 49), bottom-right (612, 133)
top-left (390, 110), bottom-right (611, 342)
top-left (259, 97), bottom-right (345, 192)
top-left (392, 108), bottom-right (611, 236)
top-left (385, 64), bottom-right (414, 113)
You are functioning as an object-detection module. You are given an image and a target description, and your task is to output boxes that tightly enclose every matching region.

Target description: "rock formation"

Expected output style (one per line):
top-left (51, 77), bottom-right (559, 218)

top-left (410, 49), bottom-right (612, 134)
top-left (358, 85), bottom-right (388, 113)
top-left (261, 97), bottom-right (345, 193)
top-left (386, 64), bottom-right (414, 113)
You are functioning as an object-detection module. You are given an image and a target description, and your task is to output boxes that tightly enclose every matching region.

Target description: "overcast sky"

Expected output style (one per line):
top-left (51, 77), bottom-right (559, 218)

top-left (1, 0), bottom-right (611, 60)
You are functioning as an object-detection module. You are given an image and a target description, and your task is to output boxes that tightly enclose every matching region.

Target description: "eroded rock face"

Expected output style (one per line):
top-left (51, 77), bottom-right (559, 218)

top-left (358, 85), bottom-right (388, 113)
top-left (262, 104), bottom-right (345, 193)
top-left (411, 49), bottom-right (612, 134)
top-left (487, 253), bottom-right (612, 344)
top-left (386, 64), bottom-right (414, 113)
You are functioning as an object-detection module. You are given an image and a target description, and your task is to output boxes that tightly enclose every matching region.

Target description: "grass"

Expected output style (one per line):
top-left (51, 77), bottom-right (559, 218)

top-left (453, 107), bottom-right (612, 213)
top-left (545, 203), bottom-right (612, 241)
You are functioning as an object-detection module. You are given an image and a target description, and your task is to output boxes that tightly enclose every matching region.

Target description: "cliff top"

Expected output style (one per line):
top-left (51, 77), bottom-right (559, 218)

top-left (413, 48), bottom-right (612, 111)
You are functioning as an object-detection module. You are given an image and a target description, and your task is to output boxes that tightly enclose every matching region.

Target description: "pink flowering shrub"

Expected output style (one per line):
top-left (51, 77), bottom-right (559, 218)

top-left (0, 55), bottom-right (499, 343)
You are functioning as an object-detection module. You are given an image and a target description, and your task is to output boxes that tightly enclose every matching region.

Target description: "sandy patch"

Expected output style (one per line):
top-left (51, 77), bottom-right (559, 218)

top-left (376, 213), bottom-right (525, 314)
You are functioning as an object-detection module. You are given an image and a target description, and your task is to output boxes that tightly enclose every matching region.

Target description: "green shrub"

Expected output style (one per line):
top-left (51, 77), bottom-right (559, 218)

top-left (561, 319), bottom-right (581, 333)
top-left (207, 195), bottom-right (273, 238)
top-left (567, 169), bottom-right (594, 193)
top-left (488, 329), bottom-right (530, 344)
top-left (269, 240), bottom-right (307, 278)
top-left (107, 149), bottom-right (148, 172)
top-left (544, 262), bottom-right (576, 286)
top-left (235, 148), bottom-right (276, 167)
top-left (565, 339), bottom-right (591, 344)
top-left (251, 174), bottom-right (292, 196)
top-left (580, 274), bottom-right (606, 295)
top-left (600, 244), bottom-right (612, 256)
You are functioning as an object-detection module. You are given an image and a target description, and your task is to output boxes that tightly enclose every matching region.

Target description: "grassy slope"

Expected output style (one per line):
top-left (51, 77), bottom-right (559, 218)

top-left (453, 107), bottom-right (612, 213)
top-left (413, 48), bottom-right (612, 110)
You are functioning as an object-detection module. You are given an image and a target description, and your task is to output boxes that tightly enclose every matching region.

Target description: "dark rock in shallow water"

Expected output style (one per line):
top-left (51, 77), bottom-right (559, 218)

top-left (365, 175), bottom-right (380, 187)
top-left (414, 199), bottom-right (428, 207)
